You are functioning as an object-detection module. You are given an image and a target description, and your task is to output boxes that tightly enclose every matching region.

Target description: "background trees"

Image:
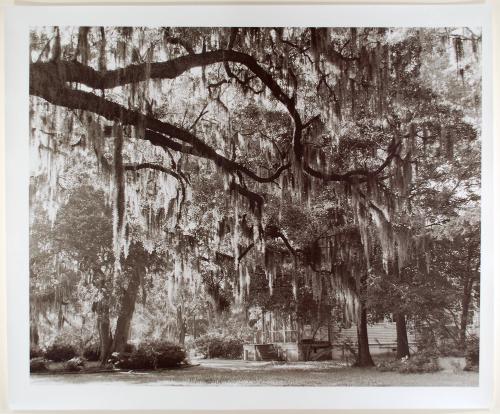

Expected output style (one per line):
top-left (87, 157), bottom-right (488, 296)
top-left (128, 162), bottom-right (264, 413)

top-left (29, 27), bottom-right (481, 366)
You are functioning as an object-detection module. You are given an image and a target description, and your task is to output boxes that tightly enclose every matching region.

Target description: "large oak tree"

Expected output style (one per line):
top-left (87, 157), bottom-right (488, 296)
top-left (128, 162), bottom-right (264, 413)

top-left (29, 27), bottom-right (481, 365)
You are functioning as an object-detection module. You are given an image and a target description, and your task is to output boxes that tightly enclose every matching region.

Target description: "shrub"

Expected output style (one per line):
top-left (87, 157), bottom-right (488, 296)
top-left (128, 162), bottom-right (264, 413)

top-left (64, 356), bottom-right (86, 372)
top-left (377, 353), bottom-right (441, 374)
top-left (464, 335), bottom-right (479, 371)
top-left (398, 353), bottom-right (440, 373)
top-left (194, 333), bottom-right (243, 359)
top-left (377, 358), bottom-right (401, 372)
top-left (45, 341), bottom-right (77, 362)
top-left (83, 343), bottom-right (100, 361)
top-left (30, 357), bottom-right (48, 373)
top-left (112, 341), bottom-right (186, 370)
top-left (30, 346), bottom-right (44, 359)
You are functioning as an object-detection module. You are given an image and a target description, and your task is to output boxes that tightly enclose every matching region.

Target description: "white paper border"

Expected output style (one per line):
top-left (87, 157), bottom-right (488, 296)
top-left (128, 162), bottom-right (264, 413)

top-left (5, 4), bottom-right (493, 410)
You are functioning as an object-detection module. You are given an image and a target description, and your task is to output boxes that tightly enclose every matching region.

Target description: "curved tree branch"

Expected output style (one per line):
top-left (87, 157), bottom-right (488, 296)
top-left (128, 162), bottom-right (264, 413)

top-left (31, 48), bottom-right (304, 152)
top-left (30, 45), bottom-right (395, 189)
top-left (123, 162), bottom-right (184, 183)
top-left (30, 74), bottom-right (291, 185)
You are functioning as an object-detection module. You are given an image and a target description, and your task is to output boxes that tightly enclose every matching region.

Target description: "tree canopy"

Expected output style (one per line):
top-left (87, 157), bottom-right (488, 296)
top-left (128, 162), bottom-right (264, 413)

top-left (29, 26), bottom-right (481, 363)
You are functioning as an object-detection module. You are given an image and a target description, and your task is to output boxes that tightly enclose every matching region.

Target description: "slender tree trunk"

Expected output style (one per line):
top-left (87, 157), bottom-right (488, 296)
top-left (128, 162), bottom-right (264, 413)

top-left (459, 276), bottom-right (474, 351)
top-left (112, 269), bottom-right (142, 353)
top-left (93, 268), bottom-right (113, 364)
top-left (30, 309), bottom-right (39, 347)
top-left (395, 312), bottom-right (410, 358)
top-left (459, 245), bottom-right (476, 352)
top-left (207, 303), bottom-right (213, 328)
top-left (177, 305), bottom-right (186, 346)
top-left (30, 320), bottom-right (39, 347)
top-left (98, 302), bottom-right (112, 364)
top-left (261, 308), bottom-right (266, 344)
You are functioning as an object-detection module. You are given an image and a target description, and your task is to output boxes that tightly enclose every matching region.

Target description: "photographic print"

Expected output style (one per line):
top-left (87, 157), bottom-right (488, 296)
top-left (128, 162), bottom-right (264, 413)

top-left (5, 4), bottom-right (493, 409)
top-left (27, 24), bottom-right (482, 387)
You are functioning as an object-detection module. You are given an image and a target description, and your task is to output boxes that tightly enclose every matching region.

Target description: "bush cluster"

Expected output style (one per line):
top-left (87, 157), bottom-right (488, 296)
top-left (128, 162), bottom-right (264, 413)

top-left (83, 342), bottom-right (100, 361)
top-left (44, 341), bottom-right (78, 362)
top-left (377, 353), bottom-right (441, 374)
top-left (30, 346), bottom-right (44, 359)
top-left (194, 333), bottom-right (243, 359)
top-left (111, 340), bottom-right (186, 370)
top-left (399, 353), bottom-right (440, 373)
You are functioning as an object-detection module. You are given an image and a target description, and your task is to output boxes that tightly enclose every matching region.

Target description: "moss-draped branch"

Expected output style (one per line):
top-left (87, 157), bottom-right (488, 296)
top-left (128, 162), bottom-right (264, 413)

top-left (30, 47), bottom-right (396, 187)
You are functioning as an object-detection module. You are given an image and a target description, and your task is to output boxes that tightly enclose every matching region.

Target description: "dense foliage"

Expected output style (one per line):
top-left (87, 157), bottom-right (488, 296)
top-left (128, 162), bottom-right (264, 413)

top-left (111, 341), bottom-right (186, 370)
top-left (29, 26), bottom-right (481, 367)
top-left (194, 333), bottom-right (244, 359)
top-left (44, 342), bottom-right (78, 362)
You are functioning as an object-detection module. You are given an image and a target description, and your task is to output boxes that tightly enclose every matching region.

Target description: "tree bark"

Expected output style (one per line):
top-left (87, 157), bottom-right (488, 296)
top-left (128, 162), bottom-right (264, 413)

top-left (355, 305), bottom-right (375, 367)
top-left (206, 303), bottom-right (213, 328)
top-left (395, 312), bottom-right (410, 358)
top-left (97, 302), bottom-right (112, 364)
top-left (112, 269), bottom-right (142, 353)
top-left (177, 305), bottom-right (186, 346)
top-left (459, 244), bottom-right (477, 352)
top-left (93, 267), bottom-right (113, 364)
top-left (192, 314), bottom-right (197, 339)
top-left (355, 271), bottom-right (374, 367)
top-left (459, 276), bottom-right (474, 351)
top-left (30, 320), bottom-right (39, 347)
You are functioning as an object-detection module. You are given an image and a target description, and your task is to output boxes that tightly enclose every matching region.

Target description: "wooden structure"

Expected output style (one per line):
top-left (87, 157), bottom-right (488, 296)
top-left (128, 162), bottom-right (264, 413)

top-left (243, 309), bottom-right (424, 362)
top-left (243, 309), bottom-right (334, 361)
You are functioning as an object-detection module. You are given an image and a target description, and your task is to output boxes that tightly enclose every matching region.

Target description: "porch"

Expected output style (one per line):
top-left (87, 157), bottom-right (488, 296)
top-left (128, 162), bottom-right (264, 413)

top-left (244, 311), bottom-right (334, 361)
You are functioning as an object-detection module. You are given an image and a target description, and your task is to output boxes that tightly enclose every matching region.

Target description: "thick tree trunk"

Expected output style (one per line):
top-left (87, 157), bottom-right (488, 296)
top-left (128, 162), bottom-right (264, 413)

top-left (355, 305), bottom-right (375, 367)
top-left (112, 269), bottom-right (142, 353)
top-left (395, 312), bottom-right (410, 358)
top-left (354, 270), bottom-right (374, 367)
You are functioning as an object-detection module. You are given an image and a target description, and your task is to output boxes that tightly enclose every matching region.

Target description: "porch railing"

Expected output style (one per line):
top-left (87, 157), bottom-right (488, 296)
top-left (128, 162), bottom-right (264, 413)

top-left (253, 329), bottom-right (298, 344)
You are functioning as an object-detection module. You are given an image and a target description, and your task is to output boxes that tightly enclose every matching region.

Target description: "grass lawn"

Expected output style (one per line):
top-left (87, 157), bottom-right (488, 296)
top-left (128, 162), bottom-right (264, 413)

top-left (31, 358), bottom-right (478, 386)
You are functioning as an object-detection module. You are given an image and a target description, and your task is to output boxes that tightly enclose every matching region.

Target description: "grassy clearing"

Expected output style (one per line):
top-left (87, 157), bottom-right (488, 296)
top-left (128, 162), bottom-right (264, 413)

top-left (31, 359), bottom-right (478, 386)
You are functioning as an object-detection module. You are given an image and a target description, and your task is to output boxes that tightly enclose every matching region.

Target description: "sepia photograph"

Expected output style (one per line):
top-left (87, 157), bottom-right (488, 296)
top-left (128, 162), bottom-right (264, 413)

top-left (26, 24), bottom-right (483, 388)
top-left (4, 4), bottom-right (494, 409)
